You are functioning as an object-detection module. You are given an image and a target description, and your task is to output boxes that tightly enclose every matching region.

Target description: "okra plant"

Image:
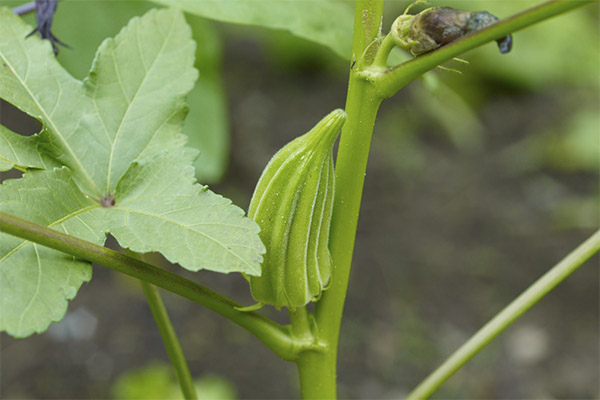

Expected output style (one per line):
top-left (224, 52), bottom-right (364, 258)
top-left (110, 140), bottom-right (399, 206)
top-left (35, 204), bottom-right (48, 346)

top-left (1, 0), bottom-right (598, 399)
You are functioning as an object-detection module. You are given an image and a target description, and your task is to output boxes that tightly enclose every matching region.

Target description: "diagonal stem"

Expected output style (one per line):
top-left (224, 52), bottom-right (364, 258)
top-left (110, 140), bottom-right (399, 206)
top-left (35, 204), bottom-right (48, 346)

top-left (407, 230), bottom-right (600, 400)
top-left (0, 210), bottom-right (297, 361)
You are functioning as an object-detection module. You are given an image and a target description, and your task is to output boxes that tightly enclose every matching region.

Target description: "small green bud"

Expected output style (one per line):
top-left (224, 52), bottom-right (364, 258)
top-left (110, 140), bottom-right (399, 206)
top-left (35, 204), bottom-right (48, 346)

top-left (248, 109), bottom-right (346, 309)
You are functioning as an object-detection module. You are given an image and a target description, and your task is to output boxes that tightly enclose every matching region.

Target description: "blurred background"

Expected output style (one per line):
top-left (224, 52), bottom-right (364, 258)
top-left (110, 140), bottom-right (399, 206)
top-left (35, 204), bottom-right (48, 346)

top-left (1, 0), bottom-right (598, 399)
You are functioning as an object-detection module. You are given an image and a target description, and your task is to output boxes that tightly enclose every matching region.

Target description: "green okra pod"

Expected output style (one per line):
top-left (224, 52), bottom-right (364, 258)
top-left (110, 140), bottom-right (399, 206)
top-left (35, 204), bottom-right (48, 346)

top-left (248, 109), bottom-right (347, 309)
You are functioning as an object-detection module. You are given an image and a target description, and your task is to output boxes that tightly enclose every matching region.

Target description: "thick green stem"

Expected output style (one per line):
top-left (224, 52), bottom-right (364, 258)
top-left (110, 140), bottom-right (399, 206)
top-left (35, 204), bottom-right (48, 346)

top-left (0, 211), bottom-right (296, 361)
top-left (407, 230), bottom-right (600, 400)
top-left (290, 307), bottom-right (332, 398)
top-left (296, 349), bottom-right (337, 399)
top-left (140, 280), bottom-right (197, 400)
top-left (292, 1), bottom-right (384, 398)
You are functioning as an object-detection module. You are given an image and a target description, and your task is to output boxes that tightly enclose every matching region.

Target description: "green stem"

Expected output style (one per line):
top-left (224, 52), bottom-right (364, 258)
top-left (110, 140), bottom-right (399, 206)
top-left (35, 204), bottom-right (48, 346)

top-left (139, 280), bottom-right (197, 400)
top-left (296, 349), bottom-right (336, 399)
top-left (407, 230), bottom-right (600, 400)
top-left (289, 306), bottom-right (313, 342)
top-left (371, 33), bottom-right (395, 70)
top-left (289, 307), bottom-right (331, 398)
top-left (0, 211), bottom-right (296, 361)
top-left (292, 1), bottom-right (384, 398)
top-left (372, 0), bottom-right (594, 98)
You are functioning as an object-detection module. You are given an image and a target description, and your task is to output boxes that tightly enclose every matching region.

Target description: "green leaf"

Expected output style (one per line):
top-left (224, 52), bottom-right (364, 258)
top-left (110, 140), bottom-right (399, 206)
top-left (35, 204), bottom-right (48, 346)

top-left (0, 125), bottom-right (51, 171)
top-left (108, 149), bottom-right (263, 275)
top-left (0, 168), bottom-right (105, 337)
top-left (20, 1), bottom-right (231, 183)
top-left (0, 7), bottom-right (197, 196)
top-left (86, 8), bottom-right (198, 195)
top-left (0, 7), bottom-right (98, 193)
top-left (0, 7), bottom-right (264, 337)
top-left (149, 0), bottom-right (354, 59)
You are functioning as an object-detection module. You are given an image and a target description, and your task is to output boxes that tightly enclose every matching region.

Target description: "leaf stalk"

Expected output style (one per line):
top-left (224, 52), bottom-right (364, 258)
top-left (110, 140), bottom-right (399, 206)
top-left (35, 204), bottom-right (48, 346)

top-left (139, 279), bottom-right (198, 400)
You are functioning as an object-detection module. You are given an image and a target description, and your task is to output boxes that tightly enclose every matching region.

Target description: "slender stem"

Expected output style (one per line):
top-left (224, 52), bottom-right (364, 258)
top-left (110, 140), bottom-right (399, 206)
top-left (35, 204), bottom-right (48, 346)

top-left (371, 33), bottom-right (394, 69)
top-left (373, 0), bottom-right (594, 99)
top-left (139, 280), bottom-right (198, 400)
top-left (0, 211), bottom-right (296, 361)
top-left (289, 307), bottom-right (312, 342)
top-left (407, 230), bottom-right (600, 400)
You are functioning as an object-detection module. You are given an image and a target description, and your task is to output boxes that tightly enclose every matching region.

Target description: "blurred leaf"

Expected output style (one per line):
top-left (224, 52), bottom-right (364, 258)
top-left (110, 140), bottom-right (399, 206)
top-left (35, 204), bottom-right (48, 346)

top-left (0, 168), bottom-right (105, 337)
top-left (261, 29), bottom-right (347, 74)
top-left (416, 74), bottom-right (484, 152)
top-left (149, 0), bottom-right (354, 59)
top-left (194, 376), bottom-right (237, 400)
top-left (112, 363), bottom-right (237, 400)
top-left (497, 107), bottom-right (600, 175)
top-left (552, 195), bottom-right (600, 230)
top-left (539, 109), bottom-right (600, 172)
top-left (112, 363), bottom-right (176, 400)
top-left (186, 15), bottom-right (229, 184)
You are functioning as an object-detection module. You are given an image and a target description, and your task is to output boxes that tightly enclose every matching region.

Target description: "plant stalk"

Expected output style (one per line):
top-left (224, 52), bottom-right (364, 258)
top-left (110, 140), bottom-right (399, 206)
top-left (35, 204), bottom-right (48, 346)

top-left (139, 280), bottom-right (198, 400)
top-left (294, 1), bottom-right (384, 398)
top-left (289, 307), bottom-right (332, 398)
top-left (0, 211), bottom-right (296, 361)
top-left (407, 230), bottom-right (600, 400)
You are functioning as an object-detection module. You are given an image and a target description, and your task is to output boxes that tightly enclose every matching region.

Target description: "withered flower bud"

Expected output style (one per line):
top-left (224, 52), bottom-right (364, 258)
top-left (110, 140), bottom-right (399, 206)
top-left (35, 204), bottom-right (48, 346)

top-left (391, 6), bottom-right (512, 55)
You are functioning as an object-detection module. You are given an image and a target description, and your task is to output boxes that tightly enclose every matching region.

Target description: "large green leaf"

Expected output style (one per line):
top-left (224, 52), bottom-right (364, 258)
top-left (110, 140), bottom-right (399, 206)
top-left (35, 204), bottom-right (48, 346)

top-left (0, 168), bottom-right (106, 337)
top-left (150, 0), bottom-right (354, 59)
top-left (0, 7), bottom-right (264, 337)
top-left (109, 149), bottom-right (262, 274)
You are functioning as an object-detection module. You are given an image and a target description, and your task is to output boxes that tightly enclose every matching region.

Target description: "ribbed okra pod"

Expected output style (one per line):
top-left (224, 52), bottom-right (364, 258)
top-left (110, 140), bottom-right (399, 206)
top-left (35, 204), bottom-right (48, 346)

top-left (248, 109), bottom-right (347, 309)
